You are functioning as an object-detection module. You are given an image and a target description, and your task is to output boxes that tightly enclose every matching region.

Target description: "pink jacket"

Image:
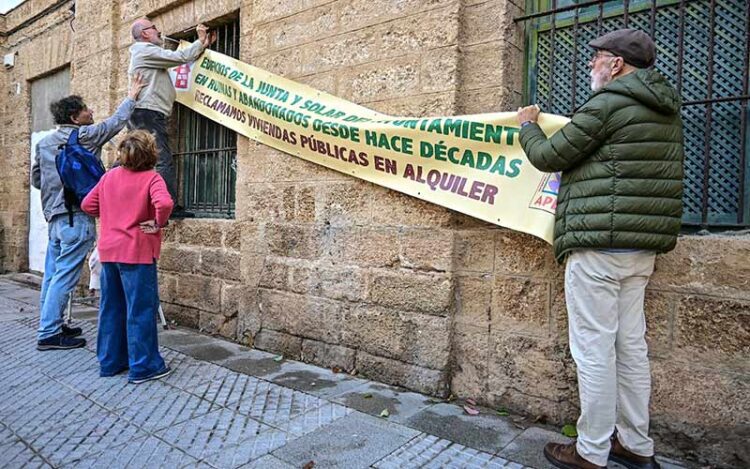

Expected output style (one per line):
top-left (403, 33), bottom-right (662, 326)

top-left (82, 167), bottom-right (173, 264)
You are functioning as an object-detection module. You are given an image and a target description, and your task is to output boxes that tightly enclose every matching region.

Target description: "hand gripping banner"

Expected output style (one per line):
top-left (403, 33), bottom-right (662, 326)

top-left (170, 45), bottom-right (568, 243)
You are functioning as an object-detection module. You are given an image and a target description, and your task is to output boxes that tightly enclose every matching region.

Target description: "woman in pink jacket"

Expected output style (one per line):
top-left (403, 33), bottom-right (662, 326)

top-left (82, 130), bottom-right (174, 384)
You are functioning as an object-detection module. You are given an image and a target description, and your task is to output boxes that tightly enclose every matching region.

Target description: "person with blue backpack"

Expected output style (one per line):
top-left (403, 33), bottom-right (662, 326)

top-left (31, 75), bottom-right (145, 351)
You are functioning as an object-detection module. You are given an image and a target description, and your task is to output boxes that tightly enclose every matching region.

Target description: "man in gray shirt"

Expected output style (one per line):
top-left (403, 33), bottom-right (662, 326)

top-left (32, 77), bottom-right (144, 350)
top-left (128, 18), bottom-right (215, 212)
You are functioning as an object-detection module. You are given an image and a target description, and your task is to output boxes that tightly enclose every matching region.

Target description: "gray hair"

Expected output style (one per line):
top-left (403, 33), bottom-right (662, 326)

top-left (131, 19), bottom-right (148, 41)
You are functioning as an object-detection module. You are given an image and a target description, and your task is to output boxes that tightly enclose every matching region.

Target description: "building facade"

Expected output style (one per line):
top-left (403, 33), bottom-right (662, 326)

top-left (1, 0), bottom-right (747, 466)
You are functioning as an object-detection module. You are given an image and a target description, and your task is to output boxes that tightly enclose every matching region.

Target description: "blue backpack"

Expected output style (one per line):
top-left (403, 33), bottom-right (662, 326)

top-left (55, 129), bottom-right (106, 226)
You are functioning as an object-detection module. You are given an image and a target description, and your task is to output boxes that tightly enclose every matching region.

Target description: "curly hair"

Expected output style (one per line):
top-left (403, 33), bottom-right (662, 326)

top-left (49, 95), bottom-right (86, 125)
top-left (117, 130), bottom-right (158, 172)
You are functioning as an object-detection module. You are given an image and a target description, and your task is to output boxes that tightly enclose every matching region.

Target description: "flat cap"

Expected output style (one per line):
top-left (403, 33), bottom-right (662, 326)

top-left (589, 28), bottom-right (656, 68)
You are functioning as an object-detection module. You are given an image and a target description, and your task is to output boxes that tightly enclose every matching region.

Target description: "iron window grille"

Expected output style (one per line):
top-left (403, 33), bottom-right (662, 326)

top-left (518, 0), bottom-right (750, 228)
top-left (173, 18), bottom-right (240, 218)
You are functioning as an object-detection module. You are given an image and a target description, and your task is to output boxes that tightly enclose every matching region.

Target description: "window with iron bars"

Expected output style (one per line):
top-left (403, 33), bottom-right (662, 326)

top-left (173, 18), bottom-right (239, 218)
top-left (519, 0), bottom-right (750, 229)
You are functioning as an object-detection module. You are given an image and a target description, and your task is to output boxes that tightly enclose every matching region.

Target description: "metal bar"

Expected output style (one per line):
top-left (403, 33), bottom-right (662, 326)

top-left (676, 0), bottom-right (686, 95)
top-left (547, 0), bottom-right (557, 111)
top-left (649, 0), bottom-right (657, 38)
top-left (623, 0), bottom-right (629, 27)
top-left (597, 1), bottom-right (603, 35)
top-left (738, 0), bottom-right (750, 224)
top-left (700, 0), bottom-right (717, 226)
top-left (571, 4), bottom-right (580, 111)
top-left (682, 95), bottom-right (750, 106)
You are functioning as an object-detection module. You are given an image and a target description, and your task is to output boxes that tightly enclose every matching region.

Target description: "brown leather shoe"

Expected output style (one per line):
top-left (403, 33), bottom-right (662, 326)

top-left (609, 434), bottom-right (662, 469)
top-left (544, 442), bottom-right (605, 469)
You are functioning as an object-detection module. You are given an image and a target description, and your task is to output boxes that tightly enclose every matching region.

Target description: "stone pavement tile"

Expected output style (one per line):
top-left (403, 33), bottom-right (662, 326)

top-left (114, 387), bottom-right (218, 432)
top-left (158, 328), bottom-right (216, 352)
top-left (277, 401), bottom-right (353, 436)
top-left (0, 383), bottom-right (91, 438)
top-left (266, 361), bottom-right (370, 399)
top-left (374, 433), bottom-right (525, 469)
top-left (223, 380), bottom-right (330, 428)
top-left (272, 411), bottom-right (420, 469)
top-left (219, 349), bottom-right (287, 378)
top-left (23, 410), bottom-right (147, 467)
top-left (20, 347), bottom-right (100, 379)
top-left (156, 407), bottom-right (288, 468)
top-left (189, 370), bottom-right (266, 406)
top-left (0, 423), bottom-right (52, 468)
top-left (405, 403), bottom-right (523, 455)
top-left (240, 454), bottom-right (296, 468)
top-left (0, 296), bottom-right (34, 320)
top-left (0, 321), bottom-right (36, 352)
top-left (66, 435), bottom-right (204, 468)
top-left (161, 353), bottom-right (233, 391)
top-left (332, 381), bottom-right (436, 424)
top-left (497, 427), bottom-right (573, 469)
top-left (0, 363), bottom-right (49, 399)
top-left (60, 369), bottom-right (174, 412)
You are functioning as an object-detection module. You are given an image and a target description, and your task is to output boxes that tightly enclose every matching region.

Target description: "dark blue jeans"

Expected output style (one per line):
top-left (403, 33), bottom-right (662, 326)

top-left (128, 109), bottom-right (177, 203)
top-left (98, 262), bottom-right (166, 380)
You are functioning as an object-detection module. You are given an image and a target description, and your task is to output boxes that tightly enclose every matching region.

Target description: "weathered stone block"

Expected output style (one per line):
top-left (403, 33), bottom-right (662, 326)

top-left (223, 221), bottom-right (241, 250)
top-left (221, 282), bottom-right (243, 318)
top-left (161, 303), bottom-right (200, 329)
top-left (486, 333), bottom-right (578, 422)
top-left (455, 229), bottom-right (496, 273)
top-left (455, 274), bottom-right (493, 328)
top-left (237, 290), bottom-right (262, 345)
top-left (158, 272), bottom-right (178, 304)
top-left (370, 271), bottom-right (453, 315)
top-left (450, 323), bottom-right (490, 399)
top-left (675, 295), bottom-right (750, 358)
top-left (644, 290), bottom-right (676, 358)
top-left (315, 181), bottom-right (373, 226)
top-left (460, 0), bottom-right (522, 48)
top-left (303, 29), bottom-right (379, 76)
top-left (457, 86), bottom-right (522, 115)
top-left (258, 289), bottom-right (345, 343)
top-left (365, 92), bottom-right (456, 117)
top-left (491, 276), bottom-right (550, 336)
top-left (171, 220), bottom-right (223, 247)
top-left (338, 57), bottom-right (420, 103)
top-left (265, 223), bottom-right (326, 259)
top-left (378, 5), bottom-right (459, 56)
top-left (199, 311), bottom-right (237, 339)
top-left (342, 305), bottom-right (451, 369)
top-left (258, 257), bottom-right (290, 290)
top-left (328, 226), bottom-right (399, 267)
top-left (254, 329), bottom-right (303, 359)
top-left (494, 230), bottom-right (556, 276)
top-left (301, 339), bottom-right (356, 371)
top-left (399, 228), bottom-right (454, 272)
top-left (370, 187), bottom-right (452, 228)
top-left (355, 351), bottom-right (449, 397)
top-left (420, 46), bottom-right (460, 93)
top-left (651, 235), bottom-right (750, 298)
top-left (175, 274), bottom-right (222, 313)
top-left (289, 264), bottom-right (368, 302)
top-left (199, 248), bottom-right (242, 281)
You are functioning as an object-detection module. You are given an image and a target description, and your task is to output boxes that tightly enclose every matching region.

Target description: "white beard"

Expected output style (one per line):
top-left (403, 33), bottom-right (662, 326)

top-left (590, 68), bottom-right (612, 91)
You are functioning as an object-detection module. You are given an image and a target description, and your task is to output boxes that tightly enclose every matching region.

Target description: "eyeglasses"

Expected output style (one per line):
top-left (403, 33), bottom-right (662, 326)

top-left (143, 25), bottom-right (159, 33)
top-left (590, 51), bottom-right (616, 63)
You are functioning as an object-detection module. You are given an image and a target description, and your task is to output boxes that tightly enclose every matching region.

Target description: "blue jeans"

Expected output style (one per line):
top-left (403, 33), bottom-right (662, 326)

top-left (38, 213), bottom-right (96, 340)
top-left (98, 262), bottom-right (166, 380)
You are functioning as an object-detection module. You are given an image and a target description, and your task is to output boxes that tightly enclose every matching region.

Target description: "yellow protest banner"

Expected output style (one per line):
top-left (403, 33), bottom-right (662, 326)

top-left (170, 46), bottom-right (568, 243)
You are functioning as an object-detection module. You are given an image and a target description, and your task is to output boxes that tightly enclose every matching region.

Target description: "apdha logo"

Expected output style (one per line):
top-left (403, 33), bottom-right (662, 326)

top-left (174, 63), bottom-right (192, 90)
top-left (529, 172), bottom-right (560, 214)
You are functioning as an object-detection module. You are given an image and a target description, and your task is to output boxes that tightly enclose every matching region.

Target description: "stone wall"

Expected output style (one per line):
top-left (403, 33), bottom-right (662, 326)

top-left (1, 0), bottom-right (747, 466)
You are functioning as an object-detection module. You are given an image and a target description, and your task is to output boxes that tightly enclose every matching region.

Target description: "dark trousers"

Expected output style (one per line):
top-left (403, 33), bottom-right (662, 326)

top-left (98, 262), bottom-right (166, 380)
top-left (128, 109), bottom-right (177, 203)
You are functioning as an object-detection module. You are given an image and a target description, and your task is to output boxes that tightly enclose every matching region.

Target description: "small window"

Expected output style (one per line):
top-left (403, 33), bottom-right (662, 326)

top-left (173, 17), bottom-right (240, 218)
top-left (522, 0), bottom-right (750, 228)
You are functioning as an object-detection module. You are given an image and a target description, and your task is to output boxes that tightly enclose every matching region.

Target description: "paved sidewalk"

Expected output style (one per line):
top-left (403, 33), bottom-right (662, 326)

top-left (0, 275), bottom-right (686, 468)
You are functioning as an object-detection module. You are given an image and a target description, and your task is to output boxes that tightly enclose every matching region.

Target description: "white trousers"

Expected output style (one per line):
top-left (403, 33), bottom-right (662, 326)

top-left (565, 249), bottom-right (656, 466)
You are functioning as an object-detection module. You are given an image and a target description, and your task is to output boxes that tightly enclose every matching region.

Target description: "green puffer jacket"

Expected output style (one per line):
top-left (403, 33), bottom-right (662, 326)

top-left (520, 68), bottom-right (684, 263)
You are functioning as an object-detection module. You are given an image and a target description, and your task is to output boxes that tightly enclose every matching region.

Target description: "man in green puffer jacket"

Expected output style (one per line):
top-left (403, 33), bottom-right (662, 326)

top-left (517, 29), bottom-right (683, 469)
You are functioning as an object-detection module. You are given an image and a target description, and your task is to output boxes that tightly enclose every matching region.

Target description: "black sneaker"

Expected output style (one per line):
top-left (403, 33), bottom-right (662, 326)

top-left (37, 333), bottom-right (86, 351)
top-left (129, 367), bottom-right (172, 384)
top-left (61, 324), bottom-right (82, 337)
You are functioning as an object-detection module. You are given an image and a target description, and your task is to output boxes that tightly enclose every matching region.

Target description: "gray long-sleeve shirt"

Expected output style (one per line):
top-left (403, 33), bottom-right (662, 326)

top-left (31, 98), bottom-right (136, 222)
top-left (128, 40), bottom-right (205, 116)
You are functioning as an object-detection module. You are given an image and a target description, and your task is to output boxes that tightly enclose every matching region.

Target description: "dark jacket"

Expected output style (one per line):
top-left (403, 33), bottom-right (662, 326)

top-left (520, 68), bottom-right (684, 263)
